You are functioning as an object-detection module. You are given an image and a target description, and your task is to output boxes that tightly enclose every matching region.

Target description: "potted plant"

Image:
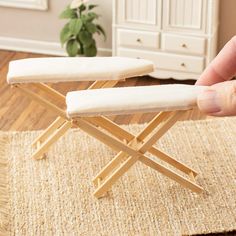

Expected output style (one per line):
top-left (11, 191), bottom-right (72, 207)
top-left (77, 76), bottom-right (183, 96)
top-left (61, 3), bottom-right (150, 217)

top-left (59, 0), bottom-right (106, 57)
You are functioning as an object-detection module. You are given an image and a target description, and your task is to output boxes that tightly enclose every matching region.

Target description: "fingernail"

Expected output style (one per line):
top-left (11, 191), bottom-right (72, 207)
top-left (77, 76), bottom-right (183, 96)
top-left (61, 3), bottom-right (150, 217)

top-left (198, 90), bottom-right (221, 114)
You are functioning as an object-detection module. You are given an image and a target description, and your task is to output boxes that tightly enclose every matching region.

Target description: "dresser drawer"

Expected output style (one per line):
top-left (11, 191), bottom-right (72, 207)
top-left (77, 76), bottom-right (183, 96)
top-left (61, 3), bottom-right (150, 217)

top-left (117, 48), bottom-right (205, 73)
top-left (117, 29), bottom-right (160, 50)
top-left (162, 34), bottom-right (206, 55)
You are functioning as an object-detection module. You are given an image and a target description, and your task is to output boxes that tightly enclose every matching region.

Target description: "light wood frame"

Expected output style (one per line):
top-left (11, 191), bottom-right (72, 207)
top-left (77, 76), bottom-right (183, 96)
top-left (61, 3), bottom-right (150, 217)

top-left (14, 80), bottom-right (118, 160)
top-left (13, 82), bottom-right (203, 198)
top-left (0, 0), bottom-right (48, 10)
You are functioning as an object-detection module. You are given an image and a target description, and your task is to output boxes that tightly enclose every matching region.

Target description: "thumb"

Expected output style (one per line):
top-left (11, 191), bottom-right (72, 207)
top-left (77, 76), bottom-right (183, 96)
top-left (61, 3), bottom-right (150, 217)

top-left (197, 80), bottom-right (236, 116)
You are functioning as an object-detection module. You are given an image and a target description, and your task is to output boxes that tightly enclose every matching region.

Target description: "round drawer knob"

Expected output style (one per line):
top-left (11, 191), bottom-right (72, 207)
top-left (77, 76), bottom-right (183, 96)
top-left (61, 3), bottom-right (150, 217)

top-left (181, 43), bottom-right (187, 48)
top-left (181, 63), bottom-right (186, 67)
top-left (136, 38), bottom-right (142, 43)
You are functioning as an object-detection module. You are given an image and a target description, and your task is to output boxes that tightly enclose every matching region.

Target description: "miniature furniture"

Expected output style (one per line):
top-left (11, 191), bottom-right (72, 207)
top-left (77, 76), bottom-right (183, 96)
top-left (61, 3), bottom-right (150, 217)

top-left (112, 0), bottom-right (220, 80)
top-left (7, 57), bottom-right (154, 159)
top-left (66, 84), bottom-right (206, 198)
top-left (8, 57), bottom-right (207, 198)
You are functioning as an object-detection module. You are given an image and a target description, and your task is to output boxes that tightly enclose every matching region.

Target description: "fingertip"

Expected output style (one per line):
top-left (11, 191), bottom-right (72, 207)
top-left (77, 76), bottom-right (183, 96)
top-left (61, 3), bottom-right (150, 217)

top-left (197, 89), bottom-right (221, 115)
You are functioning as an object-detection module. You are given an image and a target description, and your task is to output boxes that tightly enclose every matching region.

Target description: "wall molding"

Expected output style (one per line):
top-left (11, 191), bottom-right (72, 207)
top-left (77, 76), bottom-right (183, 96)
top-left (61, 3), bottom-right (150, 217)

top-left (0, 0), bottom-right (48, 10)
top-left (0, 37), bottom-right (112, 57)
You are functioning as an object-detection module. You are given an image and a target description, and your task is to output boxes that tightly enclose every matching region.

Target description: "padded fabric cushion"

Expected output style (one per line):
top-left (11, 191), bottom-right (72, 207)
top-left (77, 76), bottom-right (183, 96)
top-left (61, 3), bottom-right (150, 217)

top-left (66, 84), bottom-right (208, 118)
top-left (7, 57), bottom-right (154, 84)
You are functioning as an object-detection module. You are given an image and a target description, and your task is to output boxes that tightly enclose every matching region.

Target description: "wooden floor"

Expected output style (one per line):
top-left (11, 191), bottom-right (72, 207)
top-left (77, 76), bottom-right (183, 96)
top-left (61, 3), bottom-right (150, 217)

top-left (0, 50), bottom-right (206, 131)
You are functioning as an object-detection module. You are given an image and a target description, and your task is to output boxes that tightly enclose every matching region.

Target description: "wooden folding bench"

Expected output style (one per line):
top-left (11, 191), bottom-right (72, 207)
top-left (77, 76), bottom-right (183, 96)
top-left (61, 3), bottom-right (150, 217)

top-left (7, 57), bottom-right (154, 159)
top-left (65, 84), bottom-right (208, 198)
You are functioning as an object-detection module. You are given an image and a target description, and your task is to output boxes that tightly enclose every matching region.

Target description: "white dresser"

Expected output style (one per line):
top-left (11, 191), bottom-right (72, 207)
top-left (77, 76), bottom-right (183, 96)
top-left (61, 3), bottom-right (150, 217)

top-left (112, 0), bottom-right (220, 80)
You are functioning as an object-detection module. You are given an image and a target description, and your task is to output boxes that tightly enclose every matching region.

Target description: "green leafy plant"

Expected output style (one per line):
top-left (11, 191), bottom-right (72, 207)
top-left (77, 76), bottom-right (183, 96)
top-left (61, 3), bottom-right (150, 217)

top-left (59, 0), bottom-right (106, 57)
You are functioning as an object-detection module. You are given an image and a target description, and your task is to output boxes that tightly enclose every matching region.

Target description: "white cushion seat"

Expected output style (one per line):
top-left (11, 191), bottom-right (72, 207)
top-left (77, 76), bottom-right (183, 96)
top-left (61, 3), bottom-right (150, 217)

top-left (66, 84), bottom-right (208, 118)
top-left (7, 57), bottom-right (154, 84)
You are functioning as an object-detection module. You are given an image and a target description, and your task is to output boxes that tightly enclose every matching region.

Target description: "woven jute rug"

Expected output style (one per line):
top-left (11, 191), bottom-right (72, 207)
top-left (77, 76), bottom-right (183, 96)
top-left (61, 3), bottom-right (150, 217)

top-left (0, 118), bottom-right (236, 235)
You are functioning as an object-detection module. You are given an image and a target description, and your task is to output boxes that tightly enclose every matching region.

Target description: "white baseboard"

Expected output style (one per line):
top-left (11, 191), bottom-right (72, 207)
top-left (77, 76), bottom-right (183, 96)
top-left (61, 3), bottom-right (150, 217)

top-left (0, 36), bottom-right (112, 56)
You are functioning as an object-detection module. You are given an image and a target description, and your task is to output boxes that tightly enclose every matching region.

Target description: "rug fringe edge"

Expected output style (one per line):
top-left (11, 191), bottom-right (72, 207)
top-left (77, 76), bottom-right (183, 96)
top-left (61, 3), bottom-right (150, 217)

top-left (0, 133), bottom-right (10, 235)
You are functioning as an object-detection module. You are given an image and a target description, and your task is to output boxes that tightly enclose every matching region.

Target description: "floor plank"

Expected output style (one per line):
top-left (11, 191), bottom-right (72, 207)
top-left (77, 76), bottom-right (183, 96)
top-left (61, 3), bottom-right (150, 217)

top-left (0, 50), bottom-right (206, 131)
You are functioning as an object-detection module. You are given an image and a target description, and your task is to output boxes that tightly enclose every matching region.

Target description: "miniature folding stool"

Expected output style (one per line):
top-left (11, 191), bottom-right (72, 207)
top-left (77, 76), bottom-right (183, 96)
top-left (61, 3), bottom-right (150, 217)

top-left (65, 84), bottom-right (208, 198)
top-left (7, 57), bottom-right (154, 159)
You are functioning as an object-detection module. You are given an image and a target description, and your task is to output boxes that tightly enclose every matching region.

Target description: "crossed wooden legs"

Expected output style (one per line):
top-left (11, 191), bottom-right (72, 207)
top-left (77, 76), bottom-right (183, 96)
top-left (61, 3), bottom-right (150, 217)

top-left (73, 111), bottom-right (203, 198)
top-left (14, 80), bottom-right (119, 159)
top-left (13, 82), bottom-right (203, 198)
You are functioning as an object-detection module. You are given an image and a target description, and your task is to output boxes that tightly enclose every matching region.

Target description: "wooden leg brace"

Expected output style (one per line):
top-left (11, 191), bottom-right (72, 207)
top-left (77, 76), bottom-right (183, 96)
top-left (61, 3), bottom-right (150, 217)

top-left (73, 111), bottom-right (203, 198)
top-left (13, 82), bottom-right (203, 198)
top-left (14, 80), bottom-right (119, 159)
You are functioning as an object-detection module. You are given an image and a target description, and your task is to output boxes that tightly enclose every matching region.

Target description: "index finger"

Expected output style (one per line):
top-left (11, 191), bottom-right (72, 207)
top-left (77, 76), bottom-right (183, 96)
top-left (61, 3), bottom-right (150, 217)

top-left (196, 36), bottom-right (236, 86)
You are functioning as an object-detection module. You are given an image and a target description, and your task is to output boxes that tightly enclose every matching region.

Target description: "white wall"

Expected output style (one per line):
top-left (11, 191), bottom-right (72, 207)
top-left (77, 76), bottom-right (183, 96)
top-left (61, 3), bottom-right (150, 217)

top-left (0, 0), bottom-right (112, 55)
top-left (0, 0), bottom-right (235, 55)
top-left (218, 0), bottom-right (236, 49)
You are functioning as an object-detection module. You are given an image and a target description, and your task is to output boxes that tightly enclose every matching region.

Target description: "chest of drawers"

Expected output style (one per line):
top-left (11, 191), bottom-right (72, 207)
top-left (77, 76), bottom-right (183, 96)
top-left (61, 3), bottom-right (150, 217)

top-left (112, 0), bottom-right (219, 80)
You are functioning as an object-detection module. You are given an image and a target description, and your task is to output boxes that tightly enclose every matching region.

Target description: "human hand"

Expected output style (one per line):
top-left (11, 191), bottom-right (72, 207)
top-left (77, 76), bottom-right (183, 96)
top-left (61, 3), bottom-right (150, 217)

top-left (196, 36), bottom-right (236, 116)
